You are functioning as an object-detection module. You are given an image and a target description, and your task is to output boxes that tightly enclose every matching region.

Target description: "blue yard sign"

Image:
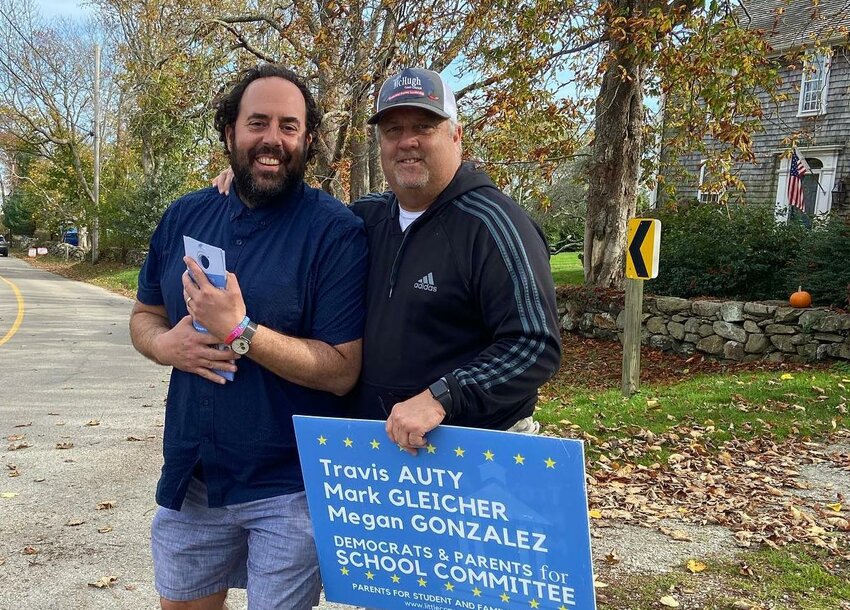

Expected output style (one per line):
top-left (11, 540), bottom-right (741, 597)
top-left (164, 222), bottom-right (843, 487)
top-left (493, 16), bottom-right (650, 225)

top-left (293, 416), bottom-right (596, 610)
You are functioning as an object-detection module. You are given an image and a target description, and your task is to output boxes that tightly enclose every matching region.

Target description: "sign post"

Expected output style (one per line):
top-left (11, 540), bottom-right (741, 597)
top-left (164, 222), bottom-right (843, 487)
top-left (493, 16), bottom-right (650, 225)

top-left (622, 218), bottom-right (661, 397)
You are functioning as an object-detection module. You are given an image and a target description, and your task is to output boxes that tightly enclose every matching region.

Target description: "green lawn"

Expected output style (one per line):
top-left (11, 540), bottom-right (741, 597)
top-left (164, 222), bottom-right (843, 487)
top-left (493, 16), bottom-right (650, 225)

top-left (550, 251), bottom-right (583, 285)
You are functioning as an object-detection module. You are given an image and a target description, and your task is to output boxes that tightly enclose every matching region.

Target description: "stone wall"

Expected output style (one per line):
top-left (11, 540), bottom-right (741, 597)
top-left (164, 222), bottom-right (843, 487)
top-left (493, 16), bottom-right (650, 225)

top-left (559, 292), bottom-right (850, 363)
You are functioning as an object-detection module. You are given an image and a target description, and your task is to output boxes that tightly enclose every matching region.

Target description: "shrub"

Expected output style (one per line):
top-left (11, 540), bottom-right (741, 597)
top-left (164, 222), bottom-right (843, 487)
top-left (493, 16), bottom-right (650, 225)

top-left (786, 215), bottom-right (850, 307)
top-left (648, 203), bottom-right (807, 300)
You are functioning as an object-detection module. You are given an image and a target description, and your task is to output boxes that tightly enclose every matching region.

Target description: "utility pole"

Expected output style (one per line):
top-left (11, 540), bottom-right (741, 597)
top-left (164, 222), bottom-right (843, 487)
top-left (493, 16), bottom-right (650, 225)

top-left (91, 43), bottom-right (101, 264)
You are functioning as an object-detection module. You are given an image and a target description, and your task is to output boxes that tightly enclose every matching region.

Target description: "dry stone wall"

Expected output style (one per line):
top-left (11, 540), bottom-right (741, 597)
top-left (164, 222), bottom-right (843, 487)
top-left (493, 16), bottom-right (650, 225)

top-left (559, 293), bottom-right (850, 363)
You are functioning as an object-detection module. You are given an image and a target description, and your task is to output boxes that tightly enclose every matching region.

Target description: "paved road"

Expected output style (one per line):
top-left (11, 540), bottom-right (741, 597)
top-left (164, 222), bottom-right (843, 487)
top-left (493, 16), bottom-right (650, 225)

top-left (0, 256), bottom-right (351, 610)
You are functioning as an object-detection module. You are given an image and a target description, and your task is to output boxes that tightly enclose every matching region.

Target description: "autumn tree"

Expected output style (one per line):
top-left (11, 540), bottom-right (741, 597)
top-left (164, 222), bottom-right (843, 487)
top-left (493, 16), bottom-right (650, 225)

top-left (0, 0), bottom-right (122, 256)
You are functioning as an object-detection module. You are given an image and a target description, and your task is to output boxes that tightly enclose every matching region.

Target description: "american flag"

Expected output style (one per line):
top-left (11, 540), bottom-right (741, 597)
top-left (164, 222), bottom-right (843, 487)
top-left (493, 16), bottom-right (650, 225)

top-left (788, 148), bottom-right (810, 211)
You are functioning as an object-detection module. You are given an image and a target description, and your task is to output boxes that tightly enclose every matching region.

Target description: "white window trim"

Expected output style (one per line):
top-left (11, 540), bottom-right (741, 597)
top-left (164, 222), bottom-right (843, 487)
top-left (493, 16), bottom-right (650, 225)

top-left (697, 161), bottom-right (722, 203)
top-left (774, 146), bottom-right (840, 222)
top-left (797, 52), bottom-right (831, 117)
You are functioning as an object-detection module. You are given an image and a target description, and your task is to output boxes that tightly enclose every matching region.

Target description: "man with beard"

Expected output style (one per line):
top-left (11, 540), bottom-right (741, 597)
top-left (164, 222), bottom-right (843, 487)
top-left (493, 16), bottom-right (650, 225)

top-left (214, 68), bottom-right (560, 455)
top-left (129, 64), bottom-right (367, 610)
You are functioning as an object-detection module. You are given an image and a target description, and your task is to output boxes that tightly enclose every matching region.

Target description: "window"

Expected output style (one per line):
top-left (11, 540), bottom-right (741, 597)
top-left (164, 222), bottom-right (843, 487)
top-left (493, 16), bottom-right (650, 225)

top-left (798, 53), bottom-right (830, 116)
top-left (697, 162), bottom-right (721, 204)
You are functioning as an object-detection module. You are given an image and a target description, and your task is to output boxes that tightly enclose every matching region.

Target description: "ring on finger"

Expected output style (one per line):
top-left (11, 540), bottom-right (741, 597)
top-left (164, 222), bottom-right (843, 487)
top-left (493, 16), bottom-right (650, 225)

top-left (186, 296), bottom-right (193, 307)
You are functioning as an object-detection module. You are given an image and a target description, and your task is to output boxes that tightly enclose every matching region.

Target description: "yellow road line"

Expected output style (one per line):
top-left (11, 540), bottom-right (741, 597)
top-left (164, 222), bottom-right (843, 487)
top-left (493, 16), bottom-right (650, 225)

top-left (0, 274), bottom-right (25, 346)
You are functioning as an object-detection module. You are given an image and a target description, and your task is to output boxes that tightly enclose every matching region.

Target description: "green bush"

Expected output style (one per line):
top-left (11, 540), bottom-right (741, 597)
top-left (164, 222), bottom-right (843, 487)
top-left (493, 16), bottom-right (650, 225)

top-left (786, 215), bottom-right (850, 307)
top-left (648, 204), bottom-right (808, 301)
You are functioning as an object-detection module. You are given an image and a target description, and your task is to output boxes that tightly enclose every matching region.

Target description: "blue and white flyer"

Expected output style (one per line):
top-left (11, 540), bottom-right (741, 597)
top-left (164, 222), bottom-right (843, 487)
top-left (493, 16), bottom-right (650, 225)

top-left (293, 416), bottom-right (596, 610)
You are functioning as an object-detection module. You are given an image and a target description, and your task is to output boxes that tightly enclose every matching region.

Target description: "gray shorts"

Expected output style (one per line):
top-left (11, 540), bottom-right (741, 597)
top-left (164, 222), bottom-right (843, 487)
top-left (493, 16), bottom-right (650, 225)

top-left (151, 478), bottom-right (321, 609)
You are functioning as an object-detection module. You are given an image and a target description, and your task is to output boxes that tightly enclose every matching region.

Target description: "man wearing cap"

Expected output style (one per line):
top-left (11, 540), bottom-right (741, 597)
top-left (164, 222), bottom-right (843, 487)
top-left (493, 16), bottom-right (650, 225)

top-left (214, 68), bottom-right (561, 451)
top-left (351, 67), bottom-right (561, 452)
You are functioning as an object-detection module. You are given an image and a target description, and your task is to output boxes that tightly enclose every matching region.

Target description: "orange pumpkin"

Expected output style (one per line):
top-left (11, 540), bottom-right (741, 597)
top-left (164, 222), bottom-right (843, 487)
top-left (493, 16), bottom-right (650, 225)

top-left (789, 286), bottom-right (812, 308)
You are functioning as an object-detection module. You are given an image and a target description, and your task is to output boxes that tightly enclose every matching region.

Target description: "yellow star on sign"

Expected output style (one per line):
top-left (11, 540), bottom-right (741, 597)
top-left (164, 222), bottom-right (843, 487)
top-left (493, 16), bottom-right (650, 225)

top-left (365, 571), bottom-right (375, 580)
top-left (500, 593), bottom-right (510, 602)
top-left (318, 436), bottom-right (327, 445)
top-left (530, 599), bottom-right (540, 608)
top-left (483, 450), bottom-right (495, 461)
top-left (426, 444), bottom-right (436, 454)
top-left (340, 567), bottom-right (349, 575)
top-left (472, 587), bottom-right (482, 597)
top-left (545, 457), bottom-right (556, 468)
top-left (454, 446), bottom-right (465, 457)
top-left (391, 574), bottom-right (400, 583)
top-left (370, 439), bottom-right (380, 449)
top-left (514, 453), bottom-right (525, 465)
top-left (559, 605), bottom-right (569, 610)
top-left (445, 582), bottom-right (455, 591)
top-left (343, 437), bottom-right (353, 447)
top-left (418, 578), bottom-right (427, 587)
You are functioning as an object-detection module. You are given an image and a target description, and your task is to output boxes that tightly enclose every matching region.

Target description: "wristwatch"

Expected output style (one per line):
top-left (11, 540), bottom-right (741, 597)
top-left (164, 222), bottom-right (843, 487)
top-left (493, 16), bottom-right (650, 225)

top-left (230, 320), bottom-right (258, 355)
top-left (428, 377), bottom-right (452, 412)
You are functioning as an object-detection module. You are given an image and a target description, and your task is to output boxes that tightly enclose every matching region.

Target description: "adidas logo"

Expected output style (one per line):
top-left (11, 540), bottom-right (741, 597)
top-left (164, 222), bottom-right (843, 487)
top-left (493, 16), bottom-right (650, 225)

top-left (413, 272), bottom-right (437, 292)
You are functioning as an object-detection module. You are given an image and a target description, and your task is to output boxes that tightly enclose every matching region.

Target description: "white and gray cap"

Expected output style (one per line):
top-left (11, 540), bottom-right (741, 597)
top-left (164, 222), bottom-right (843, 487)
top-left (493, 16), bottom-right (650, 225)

top-left (367, 68), bottom-right (458, 125)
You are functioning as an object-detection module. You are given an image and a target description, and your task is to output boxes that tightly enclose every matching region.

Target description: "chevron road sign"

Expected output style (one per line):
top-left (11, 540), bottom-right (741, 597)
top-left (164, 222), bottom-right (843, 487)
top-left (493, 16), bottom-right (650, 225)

top-left (625, 218), bottom-right (661, 280)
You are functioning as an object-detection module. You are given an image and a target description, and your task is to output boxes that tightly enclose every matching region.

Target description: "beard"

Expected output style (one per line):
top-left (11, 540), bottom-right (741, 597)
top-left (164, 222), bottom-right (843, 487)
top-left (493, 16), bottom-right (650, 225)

top-left (231, 142), bottom-right (308, 208)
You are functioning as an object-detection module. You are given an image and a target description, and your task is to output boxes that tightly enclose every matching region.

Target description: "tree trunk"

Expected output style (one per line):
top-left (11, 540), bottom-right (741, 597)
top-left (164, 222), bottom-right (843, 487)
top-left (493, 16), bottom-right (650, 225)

top-left (584, 36), bottom-right (645, 288)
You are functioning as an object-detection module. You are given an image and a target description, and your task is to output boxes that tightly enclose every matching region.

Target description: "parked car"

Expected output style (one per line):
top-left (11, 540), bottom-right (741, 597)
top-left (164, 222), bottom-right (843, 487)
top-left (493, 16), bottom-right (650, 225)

top-left (61, 228), bottom-right (79, 246)
top-left (0, 236), bottom-right (8, 257)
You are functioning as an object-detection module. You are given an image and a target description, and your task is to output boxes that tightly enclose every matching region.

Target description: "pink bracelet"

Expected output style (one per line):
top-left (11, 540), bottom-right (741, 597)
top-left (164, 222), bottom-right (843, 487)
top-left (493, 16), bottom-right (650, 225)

top-left (224, 316), bottom-right (250, 345)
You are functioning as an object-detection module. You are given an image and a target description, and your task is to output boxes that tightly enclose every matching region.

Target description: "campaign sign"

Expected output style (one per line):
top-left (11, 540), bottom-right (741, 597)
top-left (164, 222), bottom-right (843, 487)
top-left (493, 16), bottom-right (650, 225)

top-left (294, 416), bottom-right (596, 610)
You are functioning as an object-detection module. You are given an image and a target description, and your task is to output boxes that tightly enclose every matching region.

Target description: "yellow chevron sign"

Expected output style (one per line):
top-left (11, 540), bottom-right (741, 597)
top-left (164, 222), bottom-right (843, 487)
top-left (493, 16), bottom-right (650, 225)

top-left (625, 218), bottom-right (661, 279)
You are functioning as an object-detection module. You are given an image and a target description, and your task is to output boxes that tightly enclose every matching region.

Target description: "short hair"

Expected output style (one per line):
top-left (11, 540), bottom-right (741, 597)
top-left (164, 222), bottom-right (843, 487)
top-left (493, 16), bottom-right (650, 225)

top-left (214, 64), bottom-right (321, 162)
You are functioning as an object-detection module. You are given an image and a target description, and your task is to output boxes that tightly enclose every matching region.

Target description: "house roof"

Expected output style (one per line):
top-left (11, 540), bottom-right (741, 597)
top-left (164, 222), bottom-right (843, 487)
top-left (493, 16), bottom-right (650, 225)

top-left (741, 0), bottom-right (850, 52)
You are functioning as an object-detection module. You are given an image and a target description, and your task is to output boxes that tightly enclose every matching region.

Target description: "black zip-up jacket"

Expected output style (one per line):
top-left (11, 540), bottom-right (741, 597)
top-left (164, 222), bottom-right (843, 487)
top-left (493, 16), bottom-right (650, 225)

top-left (350, 162), bottom-right (561, 430)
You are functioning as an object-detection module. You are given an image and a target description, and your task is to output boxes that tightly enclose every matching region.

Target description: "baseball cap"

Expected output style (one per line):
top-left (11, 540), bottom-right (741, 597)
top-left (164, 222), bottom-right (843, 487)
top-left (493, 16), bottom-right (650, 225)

top-left (367, 68), bottom-right (458, 125)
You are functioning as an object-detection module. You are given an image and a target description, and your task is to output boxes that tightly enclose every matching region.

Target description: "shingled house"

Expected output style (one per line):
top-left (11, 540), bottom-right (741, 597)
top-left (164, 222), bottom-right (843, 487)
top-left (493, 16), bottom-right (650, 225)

top-left (657, 0), bottom-right (849, 219)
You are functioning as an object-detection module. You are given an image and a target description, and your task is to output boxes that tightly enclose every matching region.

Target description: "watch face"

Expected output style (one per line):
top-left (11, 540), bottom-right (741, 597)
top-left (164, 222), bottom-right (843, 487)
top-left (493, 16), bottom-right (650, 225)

top-left (231, 337), bottom-right (250, 355)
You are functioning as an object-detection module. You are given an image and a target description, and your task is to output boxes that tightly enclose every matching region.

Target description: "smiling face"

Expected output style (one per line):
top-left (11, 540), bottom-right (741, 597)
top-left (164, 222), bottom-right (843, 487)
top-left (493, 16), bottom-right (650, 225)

top-left (225, 77), bottom-right (313, 208)
top-left (377, 107), bottom-right (462, 211)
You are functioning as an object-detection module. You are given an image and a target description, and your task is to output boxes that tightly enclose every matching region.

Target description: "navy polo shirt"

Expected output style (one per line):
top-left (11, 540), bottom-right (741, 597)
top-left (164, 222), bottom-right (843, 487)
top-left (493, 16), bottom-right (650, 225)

top-left (137, 184), bottom-right (367, 509)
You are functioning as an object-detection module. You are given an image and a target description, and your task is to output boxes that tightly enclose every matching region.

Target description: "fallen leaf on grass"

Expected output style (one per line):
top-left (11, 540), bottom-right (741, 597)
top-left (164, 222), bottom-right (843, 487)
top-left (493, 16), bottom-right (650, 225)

top-left (97, 526), bottom-right (113, 534)
top-left (780, 373), bottom-right (794, 380)
top-left (8, 470), bottom-right (20, 478)
top-left (0, 557), bottom-right (5, 566)
top-left (33, 478), bottom-right (45, 483)
top-left (96, 501), bottom-right (115, 510)
top-left (66, 518), bottom-right (85, 527)
top-left (826, 502), bottom-right (842, 512)
top-left (731, 601), bottom-right (761, 609)
top-left (126, 436), bottom-right (145, 442)
top-left (0, 492), bottom-right (18, 499)
top-left (6, 435), bottom-right (24, 442)
top-left (21, 546), bottom-right (37, 555)
top-left (85, 420), bottom-right (100, 427)
top-left (7, 442), bottom-right (29, 451)
top-left (55, 442), bottom-right (74, 450)
top-left (588, 509), bottom-right (603, 519)
top-left (593, 579), bottom-right (608, 588)
top-left (88, 575), bottom-right (118, 588)
top-left (659, 595), bottom-right (680, 607)
top-left (124, 584), bottom-right (136, 591)
top-left (738, 563), bottom-right (754, 577)
top-left (686, 559), bottom-right (707, 573)
top-left (13, 422), bottom-right (31, 428)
